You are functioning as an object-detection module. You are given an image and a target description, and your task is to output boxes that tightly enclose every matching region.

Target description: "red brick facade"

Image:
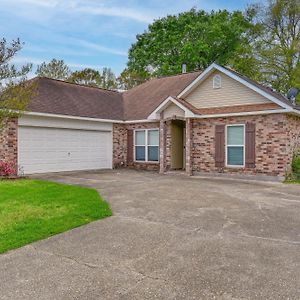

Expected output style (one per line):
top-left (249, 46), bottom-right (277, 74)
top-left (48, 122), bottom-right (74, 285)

top-left (190, 113), bottom-right (300, 178)
top-left (113, 113), bottom-right (300, 179)
top-left (0, 118), bottom-right (18, 166)
top-left (113, 122), bottom-right (160, 171)
top-left (2, 113), bottom-right (298, 179)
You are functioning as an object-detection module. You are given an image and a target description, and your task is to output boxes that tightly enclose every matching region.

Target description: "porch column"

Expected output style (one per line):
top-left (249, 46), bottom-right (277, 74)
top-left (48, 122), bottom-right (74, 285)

top-left (159, 119), bottom-right (166, 174)
top-left (185, 118), bottom-right (193, 176)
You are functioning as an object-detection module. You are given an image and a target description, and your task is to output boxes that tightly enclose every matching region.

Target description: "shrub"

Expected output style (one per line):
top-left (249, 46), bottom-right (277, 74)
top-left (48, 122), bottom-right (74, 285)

top-left (292, 155), bottom-right (300, 173)
top-left (291, 154), bottom-right (300, 180)
top-left (0, 161), bottom-right (17, 177)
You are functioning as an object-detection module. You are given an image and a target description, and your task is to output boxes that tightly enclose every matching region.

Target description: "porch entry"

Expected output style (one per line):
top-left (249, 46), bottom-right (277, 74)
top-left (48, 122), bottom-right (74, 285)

top-left (170, 120), bottom-right (186, 170)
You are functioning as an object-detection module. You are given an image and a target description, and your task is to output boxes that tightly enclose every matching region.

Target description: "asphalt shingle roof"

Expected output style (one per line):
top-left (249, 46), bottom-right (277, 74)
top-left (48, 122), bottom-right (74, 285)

top-left (27, 67), bottom-right (294, 121)
top-left (28, 77), bottom-right (124, 120)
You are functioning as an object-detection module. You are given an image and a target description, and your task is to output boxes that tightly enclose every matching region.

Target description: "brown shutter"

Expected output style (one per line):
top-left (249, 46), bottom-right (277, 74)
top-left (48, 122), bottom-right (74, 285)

top-left (245, 123), bottom-right (255, 168)
top-left (127, 130), bottom-right (134, 165)
top-left (215, 125), bottom-right (225, 168)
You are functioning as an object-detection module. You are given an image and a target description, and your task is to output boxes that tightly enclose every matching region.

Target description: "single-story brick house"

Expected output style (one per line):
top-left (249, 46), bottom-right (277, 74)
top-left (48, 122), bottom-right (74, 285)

top-left (1, 63), bottom-right (299, 180)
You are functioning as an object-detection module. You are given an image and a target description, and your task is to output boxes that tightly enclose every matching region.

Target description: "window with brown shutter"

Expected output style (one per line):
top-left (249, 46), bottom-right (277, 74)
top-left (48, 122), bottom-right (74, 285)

top-left (127, 129), bottom-right (133, 164)
top-left (226, 125), bottom-right (245, 166)
top-left (215, 125), bottom-right (225, 167)
top-left (245, 123), bottom-right (256, 168)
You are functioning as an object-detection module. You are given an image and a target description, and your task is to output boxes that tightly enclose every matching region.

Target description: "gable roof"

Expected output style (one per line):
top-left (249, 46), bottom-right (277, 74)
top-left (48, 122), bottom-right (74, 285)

top-left (27, 72), bottom-right (201, 121)
top-left (221, 66), bottom-right (293, 108)
top-left (178, 63), bottom-right (294, 110)
top-left (28, 77), bottom-right (124, 120)
top-left (25, 64), bottom-right (298, 122)
top-left (122, 71), bottom-right (201, 120)
top-left (147, 96), bottom-right (197, 120)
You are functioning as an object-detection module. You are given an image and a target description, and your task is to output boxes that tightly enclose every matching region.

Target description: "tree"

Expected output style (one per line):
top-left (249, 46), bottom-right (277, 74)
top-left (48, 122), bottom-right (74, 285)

top-left (127, 8), bottom-right (256, 79)
top-left (0, 38), bottom-right (35, 126)
top-left (117, 68), bottom-right (145, 89)
top-left (252, 0), bottom-right (300, 101)
top-left (68, 68), bottom-right (102, 88)
top-left (67, 67), bottom-right (117, 90)
top-left (101, 67), bottom-right (117, 90)
top-left (36, 58), bottom-right (71, 80)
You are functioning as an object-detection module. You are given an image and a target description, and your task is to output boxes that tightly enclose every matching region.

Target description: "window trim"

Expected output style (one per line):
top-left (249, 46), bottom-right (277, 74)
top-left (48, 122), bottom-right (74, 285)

top-left (213, 74), bottom-right (222, 89)
top-left (225, 124), bottom-right (245, 168)
top-left (134, 128), bottom-right (159, 163)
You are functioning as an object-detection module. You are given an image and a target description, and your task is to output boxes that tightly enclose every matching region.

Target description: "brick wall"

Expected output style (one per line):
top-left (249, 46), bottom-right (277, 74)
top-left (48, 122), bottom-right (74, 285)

top-left (191, 113), bottom-right (300, 177)
top-left (114, 114), bottom-right (300, 177)
top-left (286, 114), bottom-right (300, 169)
top-left (165, 120), bottom-right (172, 170)
top-left (0, 118), bottom-right (18, 166)
top-left (113, 122), bottom-right (160, 171)
top-left (112, 123), bottom-right (127, 168)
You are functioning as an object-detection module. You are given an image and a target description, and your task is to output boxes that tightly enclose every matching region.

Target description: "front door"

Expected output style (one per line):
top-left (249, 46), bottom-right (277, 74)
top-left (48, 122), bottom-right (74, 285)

top-left (171, 120), bottom-right (185, 170)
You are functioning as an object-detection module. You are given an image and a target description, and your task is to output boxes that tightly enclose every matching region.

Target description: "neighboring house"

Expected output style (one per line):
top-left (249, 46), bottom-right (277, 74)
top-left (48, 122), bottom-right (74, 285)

top-left (0, 63), bottom-right (299, 180)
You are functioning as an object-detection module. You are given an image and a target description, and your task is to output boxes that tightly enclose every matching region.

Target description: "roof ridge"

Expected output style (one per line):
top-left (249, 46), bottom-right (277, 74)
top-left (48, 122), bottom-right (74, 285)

top-left (155, 69), bottom-right (202, 79)
top-left (35, 76), bottom-right (121, 94)
top-left (123, 70), bottom-right (202, 94)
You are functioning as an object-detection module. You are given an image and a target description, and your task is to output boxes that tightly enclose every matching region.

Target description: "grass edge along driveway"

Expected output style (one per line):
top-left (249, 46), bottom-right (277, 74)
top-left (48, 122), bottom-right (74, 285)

top-left (0, 179), bottom-right (112, 254)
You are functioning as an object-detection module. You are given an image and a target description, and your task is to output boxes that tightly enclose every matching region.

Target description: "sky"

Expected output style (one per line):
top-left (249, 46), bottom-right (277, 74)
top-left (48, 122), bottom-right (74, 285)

top-left (1, 0), bottom-right (264, 77)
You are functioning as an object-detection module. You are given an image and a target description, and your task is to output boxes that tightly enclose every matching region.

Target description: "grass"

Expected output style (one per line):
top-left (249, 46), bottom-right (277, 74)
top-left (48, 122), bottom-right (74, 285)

top-left (0, 179), bottom-right (112, 254)
top-left (285, 179), bottom-right (300, 184)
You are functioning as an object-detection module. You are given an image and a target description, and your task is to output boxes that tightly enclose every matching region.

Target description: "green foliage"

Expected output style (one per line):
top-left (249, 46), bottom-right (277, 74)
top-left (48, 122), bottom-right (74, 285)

top-left (68, 68), bottom-right (102, 87)
top-left (0, 81), bottom-right (36, 121)
top-left (127, 8), bottom-right (257, 79)
top-left (292, 155), bottom-right (300, 173)
top-left (101, 67), bottom-right (117, 89)
top-left (251, 0), bottom-right (300, 102)
top-left (287, 153), bottom-right (300, 181)
top-left (117, 68), bottom-right (146, 89)
top-left (0, 179), bottom-right (112, 253)
top-left (67, 67), bottom-right (117, 90)
top-left (36, 58), bottom-right (71, 80)
top-left (0, 38), bottom-right (35, 126)
top-left (124, 2), bottom-right (300, 99)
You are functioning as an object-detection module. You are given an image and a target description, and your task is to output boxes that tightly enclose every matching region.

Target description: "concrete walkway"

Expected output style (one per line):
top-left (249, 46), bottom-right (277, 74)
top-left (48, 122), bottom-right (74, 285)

top-left (1, 170), bottom-right (300, 299)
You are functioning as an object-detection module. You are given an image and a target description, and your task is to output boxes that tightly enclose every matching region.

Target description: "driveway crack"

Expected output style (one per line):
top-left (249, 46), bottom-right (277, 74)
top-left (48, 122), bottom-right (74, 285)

top-left (28, 245), bottom-right (101, 269)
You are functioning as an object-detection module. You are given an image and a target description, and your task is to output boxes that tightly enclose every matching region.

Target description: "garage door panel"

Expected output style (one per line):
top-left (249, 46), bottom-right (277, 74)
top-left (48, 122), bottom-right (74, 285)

top-left (18, 126), bottom-right (112, 174)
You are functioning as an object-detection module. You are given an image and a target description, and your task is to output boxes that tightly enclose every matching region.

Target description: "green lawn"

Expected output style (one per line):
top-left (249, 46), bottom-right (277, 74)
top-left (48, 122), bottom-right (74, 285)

top-left (0, 179), bottom-right (112, 254)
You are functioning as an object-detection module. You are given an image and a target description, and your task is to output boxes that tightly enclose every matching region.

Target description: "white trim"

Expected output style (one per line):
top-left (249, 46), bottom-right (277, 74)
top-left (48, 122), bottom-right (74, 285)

top-left (14, 104), bottom-right (300, 125)
top-left (147, 96), bottom-right (195, 120)
top-left (125, 119), bottom-right (157, 124)
top-left (24, 111), bottom-right (123, 123)
top-left (24, 112), bottom-right (160, 124)
top-left (177, 63), bottom-right (291, 110)
top-left (178, 63), bottom-right (217, 98)
top-left (225, 124), bottom-right (245, 168)
top-left (133, 128), bottom-right (159, 163)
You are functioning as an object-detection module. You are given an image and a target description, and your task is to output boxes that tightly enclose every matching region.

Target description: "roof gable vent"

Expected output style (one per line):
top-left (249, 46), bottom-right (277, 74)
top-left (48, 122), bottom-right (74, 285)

top-left (213, 74), bottom-right (222, 89)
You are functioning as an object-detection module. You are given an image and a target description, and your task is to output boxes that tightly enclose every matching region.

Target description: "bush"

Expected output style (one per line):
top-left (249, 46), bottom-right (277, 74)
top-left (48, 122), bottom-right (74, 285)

top-left (292, 155), bottom-right (300, 173)
top-left (291, 155), bottom-right (300, 180)
top-left (0, 161), bottom-right (17, 177)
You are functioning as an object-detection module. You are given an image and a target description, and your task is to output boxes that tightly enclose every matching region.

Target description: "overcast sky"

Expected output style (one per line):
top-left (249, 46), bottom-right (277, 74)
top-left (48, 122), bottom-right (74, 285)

top-left (1, 0), bottom-right (264, 76)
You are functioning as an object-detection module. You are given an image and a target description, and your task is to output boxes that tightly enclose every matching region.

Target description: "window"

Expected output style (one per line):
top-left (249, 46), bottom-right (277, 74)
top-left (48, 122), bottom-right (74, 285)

top-left (213, 74), bottom-right (222, 89)
top-left (226, 125), bottom-right (245, 167)
top-left (134, 129), bottom-right (159, 162)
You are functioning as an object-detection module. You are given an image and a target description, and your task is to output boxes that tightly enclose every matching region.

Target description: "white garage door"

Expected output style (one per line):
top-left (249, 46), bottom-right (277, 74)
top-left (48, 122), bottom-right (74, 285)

top-left (18, 126), bottom-right (112, 174)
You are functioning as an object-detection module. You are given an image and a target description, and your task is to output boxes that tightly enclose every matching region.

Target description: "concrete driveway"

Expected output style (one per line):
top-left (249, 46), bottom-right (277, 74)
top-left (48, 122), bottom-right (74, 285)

top-left (1, 170), bottom-right (300, 300)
